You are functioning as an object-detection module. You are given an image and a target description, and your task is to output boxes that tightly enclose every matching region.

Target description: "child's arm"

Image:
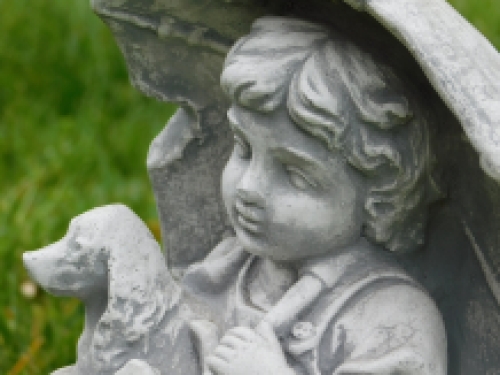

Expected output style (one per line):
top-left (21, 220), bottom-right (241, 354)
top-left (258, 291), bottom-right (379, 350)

top-left (207, 322), bottom-right (295, 375)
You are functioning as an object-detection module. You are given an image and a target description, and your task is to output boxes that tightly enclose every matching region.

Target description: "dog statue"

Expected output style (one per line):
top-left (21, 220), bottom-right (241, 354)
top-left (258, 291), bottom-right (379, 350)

top-left (23, 204), bottom-right (200, 375)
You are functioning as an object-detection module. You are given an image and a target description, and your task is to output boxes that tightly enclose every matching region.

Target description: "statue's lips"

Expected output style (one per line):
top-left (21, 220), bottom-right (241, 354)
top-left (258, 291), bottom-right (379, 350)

top-left (92, 5), bottom-right (232, 54)
top-left (237, 214), bottom-right (262, 235)
top-left (234, 200), bottom-right (264, 235)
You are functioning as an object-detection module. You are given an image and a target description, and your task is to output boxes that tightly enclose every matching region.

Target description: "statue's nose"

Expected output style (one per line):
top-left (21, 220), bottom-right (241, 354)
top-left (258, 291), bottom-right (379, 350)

top-left (236, 162), bottom-right (267, 209)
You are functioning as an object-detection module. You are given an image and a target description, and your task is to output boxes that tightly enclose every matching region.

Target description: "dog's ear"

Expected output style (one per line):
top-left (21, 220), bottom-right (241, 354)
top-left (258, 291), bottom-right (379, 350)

top-left (89, 205), bottom-right (181, 373)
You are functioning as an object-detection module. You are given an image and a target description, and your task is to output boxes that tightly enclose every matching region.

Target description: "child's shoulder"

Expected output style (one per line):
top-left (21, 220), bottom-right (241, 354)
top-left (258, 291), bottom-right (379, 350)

top-left (335, 249), bottom-right (442, 331)
top-left (330, 280), bottom-right (447, 373)
top-left (345, 279), bottom-right (443, 332)
top-left (309, 256), bottom-right (446, 374)
top-left (301, 242), bottom-right (444, 347)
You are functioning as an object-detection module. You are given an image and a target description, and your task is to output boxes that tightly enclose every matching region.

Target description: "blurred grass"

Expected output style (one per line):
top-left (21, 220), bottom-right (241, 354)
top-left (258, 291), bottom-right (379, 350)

top-left (0, 0), bottom-right (498, 374)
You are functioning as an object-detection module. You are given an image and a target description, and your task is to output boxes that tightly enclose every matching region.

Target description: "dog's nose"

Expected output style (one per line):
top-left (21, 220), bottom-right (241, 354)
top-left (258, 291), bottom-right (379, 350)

top-left (22, 240), bottom-right (64, 288)
top-left (22, 251), bottom-right (37, 274)
top-left (23, 251), bottom-right (45, 282)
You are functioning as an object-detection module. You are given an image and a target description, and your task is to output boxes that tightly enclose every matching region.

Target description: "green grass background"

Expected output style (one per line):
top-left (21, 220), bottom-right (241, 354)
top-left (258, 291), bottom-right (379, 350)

top-left (1, 0), bottom-right (499, 373)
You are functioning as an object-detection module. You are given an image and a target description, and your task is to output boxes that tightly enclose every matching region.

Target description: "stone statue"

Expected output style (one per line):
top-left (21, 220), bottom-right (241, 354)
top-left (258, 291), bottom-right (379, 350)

top-left (23, 0), bottom-right (500, 374)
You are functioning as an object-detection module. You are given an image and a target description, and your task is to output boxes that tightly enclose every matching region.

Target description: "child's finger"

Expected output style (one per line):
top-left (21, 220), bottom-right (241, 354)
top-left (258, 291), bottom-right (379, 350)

top-left (213, 345), bottom-right (236, 361)
top-left (206, 355), bottom-right (229, 375)
top-left (220, 334), bottom-right (247, 349)
top-left (225, 326), bottom-right (258, 342)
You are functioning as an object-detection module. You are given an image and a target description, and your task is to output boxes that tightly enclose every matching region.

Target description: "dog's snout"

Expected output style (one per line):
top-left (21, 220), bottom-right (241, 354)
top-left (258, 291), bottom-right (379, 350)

top-left (23, 250), bottom-right (49, 285)
top-left (22, 252), bottom-right (38, 273)
top-left (22, 241), bottom-right (66, 290)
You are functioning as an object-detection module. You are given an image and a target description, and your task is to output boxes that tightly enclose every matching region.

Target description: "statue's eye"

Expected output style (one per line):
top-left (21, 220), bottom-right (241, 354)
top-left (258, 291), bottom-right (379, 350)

top-left (286, 166), bottom-right (317, 190)
top-left (234, 135), bottom-right (251, 160)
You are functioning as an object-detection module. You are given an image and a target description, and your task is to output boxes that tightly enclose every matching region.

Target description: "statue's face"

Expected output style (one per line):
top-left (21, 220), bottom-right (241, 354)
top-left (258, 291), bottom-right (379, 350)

top-left (221, 104), bottom-right (365, 262)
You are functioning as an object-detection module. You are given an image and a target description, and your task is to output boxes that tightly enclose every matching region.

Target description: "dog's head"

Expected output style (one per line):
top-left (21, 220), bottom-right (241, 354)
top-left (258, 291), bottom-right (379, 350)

top-left (22, 205), bottom-right (117, 299)
top-left (24, 204), bottom-right (180, 373)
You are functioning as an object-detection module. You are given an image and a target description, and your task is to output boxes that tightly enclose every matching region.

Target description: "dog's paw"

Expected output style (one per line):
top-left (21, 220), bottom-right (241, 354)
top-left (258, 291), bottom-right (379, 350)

top-left (115, 359), bottom-right (160, 375)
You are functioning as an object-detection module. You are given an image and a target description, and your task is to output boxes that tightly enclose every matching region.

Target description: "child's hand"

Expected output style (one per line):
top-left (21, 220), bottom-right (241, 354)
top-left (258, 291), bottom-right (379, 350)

top-left (206, 322), bottom-right (295, 375)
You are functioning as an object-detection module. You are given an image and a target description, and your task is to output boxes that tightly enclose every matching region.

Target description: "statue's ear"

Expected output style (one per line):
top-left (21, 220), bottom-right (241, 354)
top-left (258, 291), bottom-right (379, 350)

top-left (92, 217), bottom-right (176, 372)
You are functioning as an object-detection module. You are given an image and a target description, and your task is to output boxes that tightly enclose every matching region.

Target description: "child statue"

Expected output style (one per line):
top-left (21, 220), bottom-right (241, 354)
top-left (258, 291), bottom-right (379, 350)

top-left (180, 16), bottom-right (447, 375)
top-left (26, 15), bottom-right (448, 375)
